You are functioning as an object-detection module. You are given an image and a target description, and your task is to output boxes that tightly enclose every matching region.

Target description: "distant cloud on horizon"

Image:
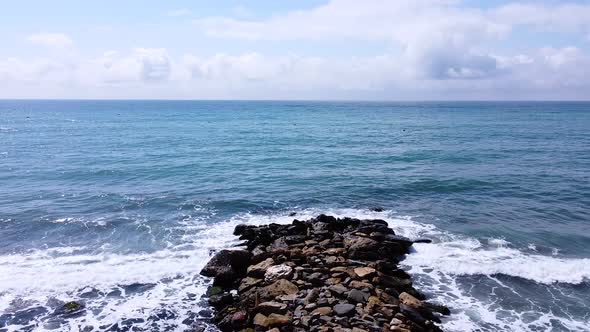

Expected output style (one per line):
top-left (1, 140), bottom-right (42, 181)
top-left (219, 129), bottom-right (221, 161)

top-left (1, 0), bottom-right (590, 100)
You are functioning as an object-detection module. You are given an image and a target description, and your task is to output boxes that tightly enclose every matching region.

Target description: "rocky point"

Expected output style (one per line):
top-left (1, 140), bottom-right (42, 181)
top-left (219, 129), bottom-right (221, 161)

top-left (199, 214), bottom-right (450, 332)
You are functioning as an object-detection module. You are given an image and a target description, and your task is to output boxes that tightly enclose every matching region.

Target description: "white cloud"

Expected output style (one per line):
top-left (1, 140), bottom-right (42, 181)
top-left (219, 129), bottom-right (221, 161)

top-left (2, 46), bottom-right (590, 99)
top-left (193, 0), bottom-right (507, 42)
top-left (27, 33), bottom-right (73, 49)
top-left (492, 3), bottom-right (590, 33)
top-left (192, 0), bottom-right (510, 81)
top-left (4, 1), bottom-right (590, 99)
top-left (80, 48), bottom-right (172, 84)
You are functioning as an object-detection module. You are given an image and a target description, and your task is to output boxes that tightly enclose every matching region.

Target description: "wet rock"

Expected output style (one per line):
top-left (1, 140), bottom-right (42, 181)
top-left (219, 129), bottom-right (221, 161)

top-left (207, 286), bottom-right (224, 296)
top-left (200, 250), bottom-right (252, 286)
top-left (208, 293), bottom-right (233, 309)
top-left (424, 302), bottom-right (451, 316)
top-left (234, 224), bottom-right (253, 236)
top-left (53, 301), bottom-right (85, 317)
top-left (399, 303), bottom-right (426, 325)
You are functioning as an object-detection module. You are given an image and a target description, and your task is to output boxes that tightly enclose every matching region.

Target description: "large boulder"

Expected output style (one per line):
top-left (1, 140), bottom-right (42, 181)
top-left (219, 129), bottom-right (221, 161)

top-left (200, 250), bottom-right (252, 287)
top-left (344, 236), bottom-right (380, 260)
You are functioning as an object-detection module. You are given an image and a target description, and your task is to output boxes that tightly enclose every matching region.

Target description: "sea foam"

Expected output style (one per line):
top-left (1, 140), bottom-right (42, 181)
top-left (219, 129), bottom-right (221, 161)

top-left (1, 208), bottom-right (588, 332)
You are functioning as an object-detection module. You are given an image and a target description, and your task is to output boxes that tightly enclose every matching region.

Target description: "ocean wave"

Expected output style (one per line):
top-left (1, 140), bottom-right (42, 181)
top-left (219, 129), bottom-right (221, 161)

top-left (1, 208), bottom-right (588, 331)
top-left (230, 208), bottom-right (590, 285)
top-left (0, 221), bottom-right (236, 331)
top-left (407, 240), bottom-right (590, 285)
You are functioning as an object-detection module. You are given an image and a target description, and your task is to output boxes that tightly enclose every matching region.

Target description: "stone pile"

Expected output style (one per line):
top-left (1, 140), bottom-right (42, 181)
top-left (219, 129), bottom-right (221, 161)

top-left (200, 214), bottom-right (449, 332)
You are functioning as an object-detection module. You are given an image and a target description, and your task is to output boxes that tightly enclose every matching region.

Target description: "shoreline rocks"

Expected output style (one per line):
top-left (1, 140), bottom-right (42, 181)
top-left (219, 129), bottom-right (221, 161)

top-left (200, 214), bottom-right (450, 331)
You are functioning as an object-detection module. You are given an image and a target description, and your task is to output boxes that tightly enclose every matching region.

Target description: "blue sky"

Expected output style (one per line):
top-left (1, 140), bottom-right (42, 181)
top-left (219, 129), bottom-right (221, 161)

top-left (2, 0), bottom-right (590, 100)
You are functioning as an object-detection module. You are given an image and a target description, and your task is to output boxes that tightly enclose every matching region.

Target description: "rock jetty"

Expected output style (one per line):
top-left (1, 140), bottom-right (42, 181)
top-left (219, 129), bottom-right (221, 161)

top-left (200, 214), bottom-right (449, 332)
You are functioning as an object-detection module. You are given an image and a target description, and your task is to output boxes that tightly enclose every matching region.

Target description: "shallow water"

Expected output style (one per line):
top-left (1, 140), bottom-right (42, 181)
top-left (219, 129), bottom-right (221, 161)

top-left (0, 100), bottom-right (589, 331)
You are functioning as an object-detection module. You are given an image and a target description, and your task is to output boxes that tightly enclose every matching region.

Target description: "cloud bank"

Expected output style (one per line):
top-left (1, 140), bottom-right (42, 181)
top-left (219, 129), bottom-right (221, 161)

top-left (2, 0), bottom-right (590, 99)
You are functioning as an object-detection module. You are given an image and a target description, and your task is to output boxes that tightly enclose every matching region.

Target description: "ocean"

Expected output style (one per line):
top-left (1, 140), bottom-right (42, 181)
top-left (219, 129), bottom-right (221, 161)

top-left (0, 100), bottom-right (589, 331)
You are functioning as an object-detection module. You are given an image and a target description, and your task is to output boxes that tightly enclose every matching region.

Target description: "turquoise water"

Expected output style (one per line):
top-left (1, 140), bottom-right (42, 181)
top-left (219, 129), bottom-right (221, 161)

top-left (0, 100), bottom-right (589, 331)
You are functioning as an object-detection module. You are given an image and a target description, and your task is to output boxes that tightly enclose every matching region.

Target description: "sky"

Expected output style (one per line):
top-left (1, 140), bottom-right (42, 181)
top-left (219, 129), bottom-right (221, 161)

top-left (2, 0), bottom-right (590, 100)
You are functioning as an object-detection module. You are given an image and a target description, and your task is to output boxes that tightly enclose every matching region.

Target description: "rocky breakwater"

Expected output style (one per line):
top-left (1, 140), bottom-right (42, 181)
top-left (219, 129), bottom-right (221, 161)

top-left (200, 215), bottom-right (450, 332)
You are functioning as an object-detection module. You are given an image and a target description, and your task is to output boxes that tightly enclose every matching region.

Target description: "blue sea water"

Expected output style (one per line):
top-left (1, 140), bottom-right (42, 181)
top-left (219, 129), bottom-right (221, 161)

top-left (0, 100), bottom-right (589, 331)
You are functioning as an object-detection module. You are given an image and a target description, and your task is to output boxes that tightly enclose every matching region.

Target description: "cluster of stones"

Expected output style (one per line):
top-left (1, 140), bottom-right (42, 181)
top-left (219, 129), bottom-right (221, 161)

top-left (200, 214), bottom-right (449, 332)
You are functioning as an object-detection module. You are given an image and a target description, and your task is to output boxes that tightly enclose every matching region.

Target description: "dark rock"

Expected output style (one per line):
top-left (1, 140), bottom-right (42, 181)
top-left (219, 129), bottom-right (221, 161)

top-left (333, 303), bottom-right (356, 317)
top-left (201, 215), bottom-right (448, 332)
top-left (208, 293), bottom-right (233, 309)
top-left (424, 302), bottom-right (451, 316)
top-left (200, 250), bottom-right (252, 287)
top-left (329, 284), bottom-right (348, 296)
top-left (348, 289), bottom-right (370, 304)
top-left (400, 303), bottom-right (427, 325)
top-left (53, 301), bottom-right (85, 317)
top-left (258, 301), bottom-right (288, 315)
top-left (344, 236), bottom-right (380, 260)
top-left (234, 224), bottom-right (253, 236)
top-left (305, 289), bottom-right (320, 304)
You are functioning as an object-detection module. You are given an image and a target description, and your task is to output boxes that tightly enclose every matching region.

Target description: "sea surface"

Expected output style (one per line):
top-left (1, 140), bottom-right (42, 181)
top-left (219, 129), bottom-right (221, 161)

top-left (0, 100), bottom-right (589, 332)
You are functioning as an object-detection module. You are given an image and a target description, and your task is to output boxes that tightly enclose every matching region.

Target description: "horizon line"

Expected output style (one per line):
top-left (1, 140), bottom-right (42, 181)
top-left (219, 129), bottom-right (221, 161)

top-left (1, 98), bottom-right (590, 103)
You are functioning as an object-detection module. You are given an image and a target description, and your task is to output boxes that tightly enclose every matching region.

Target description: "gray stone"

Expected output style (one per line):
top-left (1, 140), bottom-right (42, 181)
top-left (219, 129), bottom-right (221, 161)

top-left (329, 284), bottom-right (349, 296)
top-left (347, 289), bottom-right (369, 304)
top-left (333, 303), bottom-right (356, 317)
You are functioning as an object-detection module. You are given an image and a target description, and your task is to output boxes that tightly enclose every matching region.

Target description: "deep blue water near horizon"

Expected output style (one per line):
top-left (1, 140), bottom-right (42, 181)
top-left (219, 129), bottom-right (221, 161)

top-left (1, 100), bottom-right (589, 331)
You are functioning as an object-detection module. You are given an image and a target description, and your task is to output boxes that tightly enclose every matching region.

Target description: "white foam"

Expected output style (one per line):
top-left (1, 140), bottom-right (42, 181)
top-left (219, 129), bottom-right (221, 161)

top-left (1, 208), bottom-right (589, 332)
top-left (404, 234), bottom-right (590, 285)
top-left (48, 216), bottom-right (108, 226)
top-left (0, 126), bottom-right (17, 132)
